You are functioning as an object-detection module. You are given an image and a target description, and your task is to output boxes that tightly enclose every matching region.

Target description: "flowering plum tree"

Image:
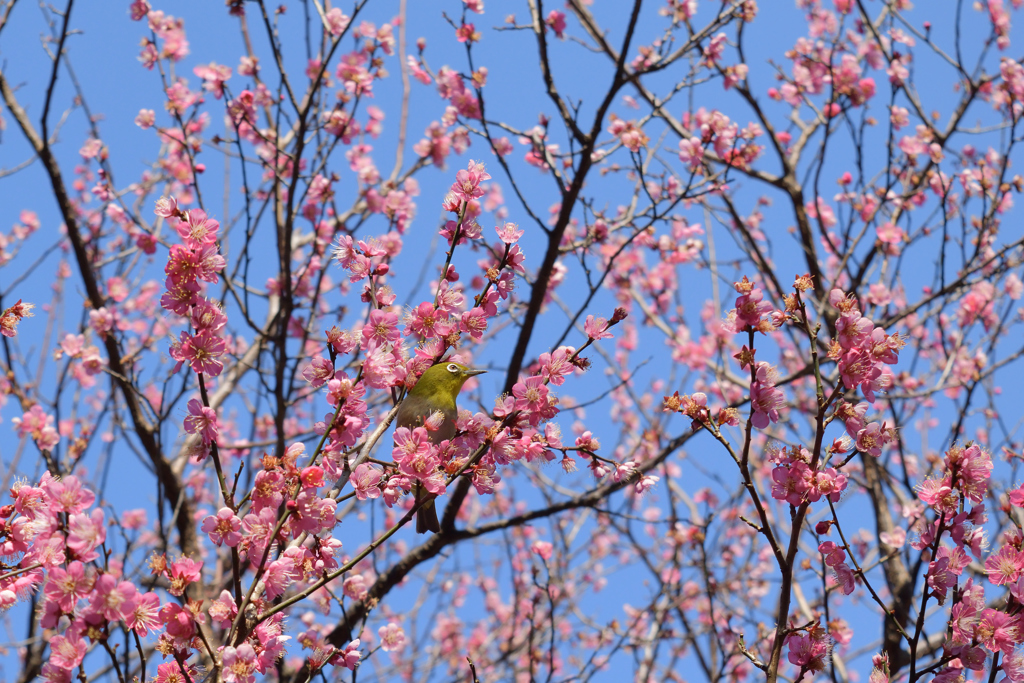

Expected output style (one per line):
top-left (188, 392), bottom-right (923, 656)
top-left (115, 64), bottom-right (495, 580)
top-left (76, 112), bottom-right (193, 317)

top-left (0, 0), bottom-right (1023, 682)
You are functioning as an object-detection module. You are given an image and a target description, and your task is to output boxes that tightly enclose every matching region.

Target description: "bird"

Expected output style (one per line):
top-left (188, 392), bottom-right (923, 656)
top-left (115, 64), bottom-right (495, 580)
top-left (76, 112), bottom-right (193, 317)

top-left (395, 361), bottom-right (485, 533)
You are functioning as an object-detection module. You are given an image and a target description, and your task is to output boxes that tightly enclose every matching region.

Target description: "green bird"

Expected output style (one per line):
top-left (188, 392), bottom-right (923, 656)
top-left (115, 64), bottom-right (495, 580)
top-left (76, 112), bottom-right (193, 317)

top-left (396, 361), bottom-right (486, 533)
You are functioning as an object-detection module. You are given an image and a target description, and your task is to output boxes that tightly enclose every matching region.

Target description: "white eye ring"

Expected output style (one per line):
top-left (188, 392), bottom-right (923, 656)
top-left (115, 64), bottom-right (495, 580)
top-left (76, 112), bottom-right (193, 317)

top-left (446, 363), bottom-right (460, 373)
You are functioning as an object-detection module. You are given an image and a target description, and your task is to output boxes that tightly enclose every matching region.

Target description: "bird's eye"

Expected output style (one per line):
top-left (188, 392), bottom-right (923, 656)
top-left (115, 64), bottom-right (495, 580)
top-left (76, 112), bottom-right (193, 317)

top-left (446, 363), bottom-right (459, 373)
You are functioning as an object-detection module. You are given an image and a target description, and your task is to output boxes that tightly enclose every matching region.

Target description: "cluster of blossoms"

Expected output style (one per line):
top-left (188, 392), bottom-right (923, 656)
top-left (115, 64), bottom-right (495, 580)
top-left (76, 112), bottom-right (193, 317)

top-left (1, 445), bottom-right (370, 680)
top-left (379, 327), bottom-right (633, 502)
top-left (0, 209), bottom-right (42, 267)
top-left (662, 276), bottom-right (783, 432)
top-left (828, 288), bottom-right (904, 404)
top-left (664, 277), bottom-right (906, 506)
top-left (748, 360), bottom-right (785, 429)
top-left (663, 260), bottom-right (1023, 678)
top-left (0, 475), bottom-right (146, 680)
top-left (405, 38), bottom-right (485, 170)
top-left (678, 108), bottom-right (764, 171)
top-left (223, 445), bottom-right (341, 582)
top-left (414, 113), bottom-right (473, 171)
top-left (769, 445), bottom-right (848, 509)
top-left (733, 277), bottom-right (787, 427)
top-left (917, 443), bottom-right (991, 582)
top-left (662, 390), bottom-right (740, 433)
top-left (0, 469), bottom-right (308, 682)
top-left (8, 0), bottom-right (1024, 679)
top-left (784, 621), bottom-right (831, 680)
top-left (607, 114), bottom-right (649, 153)
top-left (12, 404), bottom-right (61, 452)
top-left (54, 332), bottom-right (106, 390)
top-left (0, 298), bottom-right (33, 338)
top-left (7, 156), bottom-right (573, 683)
top-left (134, 5), bottom-right (189, 69)
top-left (331, 161), bottom-right (632, 510)
top-left (731, 276), bottom-right (780, 333)
top-left (158, 198), bottom-right (227, 381)
top-left (817, 539), bottom-right (856, 595)
top-left (888, 441), bottom-right (1024, 681)
top-left (434, 65), bottom-right (481, 120)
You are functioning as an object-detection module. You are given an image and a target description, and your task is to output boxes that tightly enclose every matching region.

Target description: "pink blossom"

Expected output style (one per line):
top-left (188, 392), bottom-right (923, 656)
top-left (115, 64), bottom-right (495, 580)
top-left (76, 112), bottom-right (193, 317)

top-left (361, 309), bottom-right (400, 350)
top-left (251, 470), bottom-right (285, 512)
top-left (545, 10), bottom-right (566, 39)
top-left (44, 561), bottom-right (91, 612)
top-left (67, 508), bottom-right (106, 561)
top-left (634, 474), bottom-right (660, 495)
top-left (985, 545), bottom-right (1024, 585)
top-left (324, 7), bottom-right (350, 36)
top-left (154, 196), bottom-right (180, 219)
top-left (79, 138), bottom-right (103, 159)
top-left (0, 299), bottom-right (34, 338)
top-left (262, 556), bottom-right (297, 599)
top-left (584, 315), bottom-right (614, 340)
top-left (44, 475), bottom-right (95, 514)
top-left (193, 62), bottom-right (231, 98)
top-left (349, 463), bottom-right (383, 500)
top-left (512, 375), bottom-right (549, 415)
top-left (344, 574), bottom-right (369, 600)
top-left (300, 466), bottom-right (324, 489)
top-left (138, 42), bottom-right (158, 69)
top-left (532, 540), bottom-right (554, 560)
top-left (183, 398), bottom-right (219, 444)
top-left (492, 135), bottom-right (513, 156)
top-left (129, 0), bottom-right (150, 21)
top-left (785, 631), bottom-right (827, 669)
top-left (135, 108), bottom-right (155, 128)
top-left (403, 302), bottom-right (448, 339)
top-left (90, 573), bottom-right (139, 622)
top-left (222, 643), bottom-right (258, 683)
top-left (722, 63), bottom-right (748, 90)
top-left (977, 608), bottom-right (1018, 654)
top-left (460, 307), bottom-right (488, 340)
top-left (167, 556), bottom-right (202, 596)
top-left (242, 507), bottom-right (279, 557)
top-left (876, 221), bottom-right (904, 245)
top-left (333, 639), bottom-right (362, 670)
top-left (703, 33), bottom-right (726, 66)
top-left (678, 137), bottom-right (704, 171)
top-left (455, 22), bottom-right (479, 44)
top-left (208, 590), bottom-right (237, 628)
top-left (408, 55), bottom-right (432, 85)
top-left (834, 562), bottom-right (856, 595)
top-left (495, 221), bottom-right (523, 244)
top-left (378, 622), bottom-right (406, 652)
top-left (48, 634), bottom-right (87, 670)
top-left (733, 278), bottom-right (772, 328)
top-left (202, 507), bottom-right (242, 547)
top-left (125, 592), bottom-right (161, 636)
top-left (450, 160), bottom-right (490, 202)
top-left (537, 347), bottom-right (575, 386)
top-left (750, 364), bottom-right (784, 429)
top-left (394, 427), bottom-right (442, 483)
top-left (177, 330), bottom-right (226, 376)
top-left (176, 208), bottom-right (220, 248)
top-left (159, 601), bottom-right (196, 641)
top-left (302, 356), bottom-right (335, 388)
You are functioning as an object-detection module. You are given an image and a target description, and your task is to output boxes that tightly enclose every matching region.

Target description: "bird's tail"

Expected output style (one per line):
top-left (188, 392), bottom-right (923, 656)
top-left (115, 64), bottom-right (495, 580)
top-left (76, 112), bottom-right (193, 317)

top-left (415, 483), bottom-right (440, 534)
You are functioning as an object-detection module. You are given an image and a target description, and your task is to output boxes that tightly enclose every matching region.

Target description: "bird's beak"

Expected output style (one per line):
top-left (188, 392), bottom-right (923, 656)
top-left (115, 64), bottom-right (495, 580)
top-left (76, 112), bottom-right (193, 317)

top-left (464, 368), bottom-right (487, 377)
